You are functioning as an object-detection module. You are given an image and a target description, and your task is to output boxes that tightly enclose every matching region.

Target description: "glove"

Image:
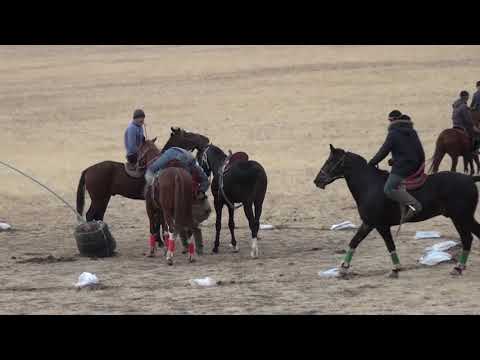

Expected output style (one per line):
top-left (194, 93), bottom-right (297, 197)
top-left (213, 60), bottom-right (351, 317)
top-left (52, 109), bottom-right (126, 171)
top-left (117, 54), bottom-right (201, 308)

top-left (388, 158), bottom-right (394, 166)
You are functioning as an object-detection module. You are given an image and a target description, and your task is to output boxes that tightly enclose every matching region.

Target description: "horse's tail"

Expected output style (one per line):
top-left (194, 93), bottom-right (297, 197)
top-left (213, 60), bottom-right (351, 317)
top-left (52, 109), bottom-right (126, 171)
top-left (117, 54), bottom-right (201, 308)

top-left (76, 170), bottom-right (87, 216)
top-left (428, 137), bottom-right (445, 174)
top-left (174, 169), bottom-right (193, 229)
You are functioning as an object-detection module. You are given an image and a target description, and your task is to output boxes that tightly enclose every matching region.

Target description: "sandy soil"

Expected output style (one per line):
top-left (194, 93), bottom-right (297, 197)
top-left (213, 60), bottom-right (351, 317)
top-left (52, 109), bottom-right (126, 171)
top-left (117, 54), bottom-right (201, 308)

top-left (1, 45), bottom-right (480, 314)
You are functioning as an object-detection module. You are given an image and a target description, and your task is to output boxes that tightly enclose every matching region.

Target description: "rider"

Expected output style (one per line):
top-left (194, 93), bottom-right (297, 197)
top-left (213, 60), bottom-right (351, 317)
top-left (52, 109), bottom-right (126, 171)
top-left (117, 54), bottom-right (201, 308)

top-left (368, 111), bottom-right (425, 223)
top-left (145, 147), bottom-right (211, 254)
top-left (452, 90), bottom-right (480, 150)
top-left (124, 109), bottom-right (146, 167)
top-left (471, 81), bottom-right (480, 112)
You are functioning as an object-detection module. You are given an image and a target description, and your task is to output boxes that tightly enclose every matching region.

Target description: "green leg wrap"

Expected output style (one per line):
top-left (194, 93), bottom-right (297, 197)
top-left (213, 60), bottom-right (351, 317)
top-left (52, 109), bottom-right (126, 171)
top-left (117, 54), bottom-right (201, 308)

top-left (343, 248), bottom-right (355, 266)
top-left (390, 251), bottom-right (400, 266)
top-left (459, 251), bottom-right (470, 266)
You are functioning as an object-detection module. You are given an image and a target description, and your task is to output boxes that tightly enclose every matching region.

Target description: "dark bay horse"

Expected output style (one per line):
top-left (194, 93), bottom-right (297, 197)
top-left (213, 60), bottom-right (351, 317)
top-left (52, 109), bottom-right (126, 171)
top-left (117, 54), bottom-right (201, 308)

top-left (430, 111), bottom-right (480, 175)
top-left (314, 145), bottom-right (480, 277)
top-left (146, 166), bottom-right (194, 265)
top-left (76, 128), bottom-right (209, 222)
top-left (197, 144), bottom-right (267, 257)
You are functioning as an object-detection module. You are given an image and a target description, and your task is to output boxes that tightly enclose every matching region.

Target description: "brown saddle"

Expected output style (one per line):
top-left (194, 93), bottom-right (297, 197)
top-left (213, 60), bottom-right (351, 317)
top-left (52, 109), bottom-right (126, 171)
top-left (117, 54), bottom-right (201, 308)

top-left (401, 163), bottom-right (427, 191)
top-left (124, 163), bottom-right (145, 178)
top-left (224, 151), bottom-right (249, 174)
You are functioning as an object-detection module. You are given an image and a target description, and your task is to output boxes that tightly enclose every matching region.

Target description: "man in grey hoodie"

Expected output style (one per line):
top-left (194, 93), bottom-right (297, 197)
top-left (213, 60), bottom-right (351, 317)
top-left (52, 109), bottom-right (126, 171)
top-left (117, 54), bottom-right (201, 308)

top-left (452, 91), bottom-right (480, 150)
top-left (124, 109), bottom-right (146, 166)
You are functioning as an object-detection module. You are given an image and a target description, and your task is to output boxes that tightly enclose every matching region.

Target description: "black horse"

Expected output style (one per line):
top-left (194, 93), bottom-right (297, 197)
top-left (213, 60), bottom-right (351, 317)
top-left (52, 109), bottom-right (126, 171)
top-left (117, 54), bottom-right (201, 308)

top-left (314, 145), bottom-right (480, 277)
top-left (197, 144), bottom-right (268, 257)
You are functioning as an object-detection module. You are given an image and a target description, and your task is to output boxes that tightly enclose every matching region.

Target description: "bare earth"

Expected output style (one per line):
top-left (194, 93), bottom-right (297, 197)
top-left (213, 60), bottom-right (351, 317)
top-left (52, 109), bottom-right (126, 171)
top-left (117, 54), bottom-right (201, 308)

top-left (1, 45), bottom-right (480, 314)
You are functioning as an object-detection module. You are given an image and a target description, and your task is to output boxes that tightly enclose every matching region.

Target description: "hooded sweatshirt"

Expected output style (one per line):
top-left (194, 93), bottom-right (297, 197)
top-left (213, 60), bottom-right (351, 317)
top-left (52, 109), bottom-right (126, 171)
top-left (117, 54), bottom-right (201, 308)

top-left (369, 120), bottom-right (425, 177)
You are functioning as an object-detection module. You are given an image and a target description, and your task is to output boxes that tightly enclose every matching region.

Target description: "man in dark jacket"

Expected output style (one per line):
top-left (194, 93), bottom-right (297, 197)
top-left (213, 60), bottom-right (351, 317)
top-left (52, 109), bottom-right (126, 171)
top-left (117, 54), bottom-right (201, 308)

top-left (470, 81), bottom-right (480, 112)
top-left (368, 112), bottom-right (425, 223)
top-left (452, 91), bottom-right (480, 150)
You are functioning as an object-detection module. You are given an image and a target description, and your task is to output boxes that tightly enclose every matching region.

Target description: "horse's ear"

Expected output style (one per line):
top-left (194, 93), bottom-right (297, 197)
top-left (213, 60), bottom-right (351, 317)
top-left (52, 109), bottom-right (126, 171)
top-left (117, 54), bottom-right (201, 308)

top-left (152, 137), bottom-right (157, 144)
top-left (330, 144), bottom-right (336, 152)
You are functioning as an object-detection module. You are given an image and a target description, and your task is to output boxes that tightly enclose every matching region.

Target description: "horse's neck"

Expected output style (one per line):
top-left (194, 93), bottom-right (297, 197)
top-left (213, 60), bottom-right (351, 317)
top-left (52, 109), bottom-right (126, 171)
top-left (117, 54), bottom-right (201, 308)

top-left (210, 149), bottom-right (227, 176)
top-left (343, 158), bottom-right (379, 204)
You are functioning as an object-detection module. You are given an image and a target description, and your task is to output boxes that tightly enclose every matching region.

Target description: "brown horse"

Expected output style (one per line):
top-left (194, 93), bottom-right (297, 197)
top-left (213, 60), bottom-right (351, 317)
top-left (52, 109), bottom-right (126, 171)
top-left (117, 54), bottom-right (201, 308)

top-left (76, 127), bottom-right (209, 222)
top-left (146, 165), bottom-right (194, 265)
top-left (429, 111), bottom-right (480, 175)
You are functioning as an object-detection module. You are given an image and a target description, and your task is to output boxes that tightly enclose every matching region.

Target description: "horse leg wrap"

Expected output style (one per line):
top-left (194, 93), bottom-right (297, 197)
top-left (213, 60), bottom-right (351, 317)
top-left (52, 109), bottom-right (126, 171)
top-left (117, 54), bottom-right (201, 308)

top-left (342, 248), bottom-right (355, 267)
top-left (149, 234), bottom-right (157, 248)
top-left (455, 250), bottom-right (470, 272)
top-left (188, 243), bottom-right (195, 256)
top-left (390, 251), bottom-right (401, 270)
top-left (167, 235), bottom-right (176, 253)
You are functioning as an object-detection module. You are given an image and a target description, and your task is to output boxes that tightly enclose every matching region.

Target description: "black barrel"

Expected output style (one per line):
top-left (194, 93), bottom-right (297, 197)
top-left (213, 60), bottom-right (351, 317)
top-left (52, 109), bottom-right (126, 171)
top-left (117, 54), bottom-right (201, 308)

top-left (74, 221), bottom-right (116, 258)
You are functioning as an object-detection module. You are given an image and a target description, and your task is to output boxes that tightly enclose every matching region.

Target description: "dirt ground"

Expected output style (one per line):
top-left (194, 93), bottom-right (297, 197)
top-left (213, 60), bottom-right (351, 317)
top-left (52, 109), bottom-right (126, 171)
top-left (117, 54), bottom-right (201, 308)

top-left (2, 45), bottom-right (480, 314)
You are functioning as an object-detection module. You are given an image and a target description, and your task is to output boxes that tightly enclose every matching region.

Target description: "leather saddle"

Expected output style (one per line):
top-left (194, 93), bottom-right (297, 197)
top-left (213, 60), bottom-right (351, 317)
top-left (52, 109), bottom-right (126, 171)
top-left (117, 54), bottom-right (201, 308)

top-left (400, 163), bottom-right (427, 191)
top-left (124, 163), bottom-right (145, 179)
top-left (223, 151), bottom-right (249, 174)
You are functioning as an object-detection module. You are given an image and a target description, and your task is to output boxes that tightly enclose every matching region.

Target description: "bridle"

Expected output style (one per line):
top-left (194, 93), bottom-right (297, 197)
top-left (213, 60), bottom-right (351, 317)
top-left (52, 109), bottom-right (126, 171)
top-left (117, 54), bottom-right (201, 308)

top-left (319, 153), bottom-right (347, 180)
top-left (199, 145), bottom-right (212, 176)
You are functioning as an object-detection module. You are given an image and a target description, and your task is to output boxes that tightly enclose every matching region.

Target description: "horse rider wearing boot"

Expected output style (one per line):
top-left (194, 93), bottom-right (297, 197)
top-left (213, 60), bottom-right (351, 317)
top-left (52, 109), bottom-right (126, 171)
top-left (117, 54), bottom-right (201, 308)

top-left (470, 81), bottom-right (480, 112)
top-left (124, 109), bottom-right (146, 169)
top-left (368, 111), bottom-right (425, 224)
top-left (452, 91), bottom-right (480, 151)
top-left (145, 147), bottom-right (211, 254)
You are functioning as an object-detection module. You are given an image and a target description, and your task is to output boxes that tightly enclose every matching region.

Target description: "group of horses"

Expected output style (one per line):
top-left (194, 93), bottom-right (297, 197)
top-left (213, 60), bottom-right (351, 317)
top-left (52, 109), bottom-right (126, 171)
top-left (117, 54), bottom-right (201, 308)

top-left (76, 127), bottom-right (267, 265)
top-left (75, 112), bottom-right (480, 276)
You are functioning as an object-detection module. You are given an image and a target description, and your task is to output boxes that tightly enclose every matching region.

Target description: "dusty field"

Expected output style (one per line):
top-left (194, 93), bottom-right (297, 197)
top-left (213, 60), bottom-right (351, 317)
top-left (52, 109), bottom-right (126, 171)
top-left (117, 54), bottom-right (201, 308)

top-left (2, 45), bottom-right (480, 314)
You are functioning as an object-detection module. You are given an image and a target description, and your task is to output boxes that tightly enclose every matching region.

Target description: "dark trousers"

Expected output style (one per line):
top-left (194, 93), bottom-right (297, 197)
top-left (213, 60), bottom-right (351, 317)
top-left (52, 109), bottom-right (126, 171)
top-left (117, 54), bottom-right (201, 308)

top-left (384, 173), bottom-right (422, 211)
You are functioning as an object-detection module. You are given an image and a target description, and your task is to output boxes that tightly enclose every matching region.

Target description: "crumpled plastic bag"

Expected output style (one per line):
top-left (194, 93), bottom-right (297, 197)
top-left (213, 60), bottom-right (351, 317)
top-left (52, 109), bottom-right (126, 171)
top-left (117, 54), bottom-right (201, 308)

top-left (419, 251), bottom-right (452, 266)
top-left (260, 224), bottom-right (275, 230)
top-left (425, 241), bottom-right (459, 252)
top-left (415, 231), bottom-right (441, 239)
top-left (75, 272), bottom-right (99, 288)
top-left (0, 222), bottom-right (12, 231)
top-left (318, 268), bottom-right (340, 278)
top-left (189, 277), bottom-right (218, 288)
top-left (330, 221), bottom-right (358, 231)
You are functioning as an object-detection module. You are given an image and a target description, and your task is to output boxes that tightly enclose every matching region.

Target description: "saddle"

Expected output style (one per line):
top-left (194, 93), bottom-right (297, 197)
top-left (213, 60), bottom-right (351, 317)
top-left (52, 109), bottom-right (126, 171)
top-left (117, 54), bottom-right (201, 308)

top-left (400, 163), bottom-right (427, 191)
top-left (124, 163), bottom-right (145, 178)
top-left (223, 151), bottom-right (249, 174)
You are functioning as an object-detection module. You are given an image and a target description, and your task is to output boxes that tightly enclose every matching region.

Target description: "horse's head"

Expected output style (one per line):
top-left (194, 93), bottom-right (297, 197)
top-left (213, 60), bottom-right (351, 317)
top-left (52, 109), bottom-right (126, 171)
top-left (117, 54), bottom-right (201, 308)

top-left (137, 137), bottom-right (160, 168)
top-left (314, 145), bottom-right (347, 189)
top-left (196, 144), bottom-right (226, 178)
top-left (161, 127), bottom-right (210, 153)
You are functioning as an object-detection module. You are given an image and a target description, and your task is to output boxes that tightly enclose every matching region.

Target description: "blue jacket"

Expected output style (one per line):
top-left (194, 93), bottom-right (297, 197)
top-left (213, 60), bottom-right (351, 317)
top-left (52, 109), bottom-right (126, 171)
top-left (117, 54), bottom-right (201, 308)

top-left (124, 121), bottom-right (145, 156)
top-left (147, 147), bottom-right (210, 193)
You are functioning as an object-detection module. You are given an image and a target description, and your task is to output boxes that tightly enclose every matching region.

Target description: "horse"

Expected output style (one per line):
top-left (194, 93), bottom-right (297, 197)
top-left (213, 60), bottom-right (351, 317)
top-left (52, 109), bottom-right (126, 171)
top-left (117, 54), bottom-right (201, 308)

top-left (76, 127), bottom-right (209, 222)
top-left (197, 144), bottom-right (267, 258)
top-left (429, 110), bottom-right (480, 175)
top-left (146, 165), bottom-right (194, 266)
top-left (314, 145), bottom-right (480, 277)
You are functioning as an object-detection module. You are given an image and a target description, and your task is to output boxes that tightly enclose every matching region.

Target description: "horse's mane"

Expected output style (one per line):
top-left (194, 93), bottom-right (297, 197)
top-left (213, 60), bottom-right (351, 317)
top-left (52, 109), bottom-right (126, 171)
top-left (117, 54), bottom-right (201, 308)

top-left (209, 144), bottom-right (227, 158)
top-left (346, 151), bottom-right (389, 178)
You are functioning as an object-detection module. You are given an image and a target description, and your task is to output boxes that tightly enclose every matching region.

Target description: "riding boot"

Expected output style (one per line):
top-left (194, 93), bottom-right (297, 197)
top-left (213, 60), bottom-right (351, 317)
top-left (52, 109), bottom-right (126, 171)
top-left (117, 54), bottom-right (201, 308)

top-left (388, 188), bottom-right (422, 223)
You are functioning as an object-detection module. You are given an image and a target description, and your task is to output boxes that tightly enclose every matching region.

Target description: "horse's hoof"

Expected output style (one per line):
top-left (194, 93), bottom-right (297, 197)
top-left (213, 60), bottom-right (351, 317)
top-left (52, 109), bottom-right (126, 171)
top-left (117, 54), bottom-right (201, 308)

top-left (167, 258), bottom-right (173, 266)
top-left (189, 257), bottom-right (196, 263)
top-left (388, 270), bottom-right (399, 279)
top-left (250, 250), bottom-right (259, 259)
top-left (212, 248), bottom-right (219, 254)
top-left (450, 267), bottom-right (463, 276)
top-left (182, 248), bottom-right (188, 255)
top-left (232, 245), bottom-right (239, 253)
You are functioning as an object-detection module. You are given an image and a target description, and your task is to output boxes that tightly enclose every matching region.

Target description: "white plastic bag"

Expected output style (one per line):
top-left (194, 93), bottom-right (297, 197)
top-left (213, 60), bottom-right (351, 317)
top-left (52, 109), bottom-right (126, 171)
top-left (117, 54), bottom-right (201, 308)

top-left (318, 268), bottom-right (340, 278)
top-left (0, 222), bottom-right (12, 231)
top-left (189, 277), bottom-right (218, 288)
top-left (75, 272), bottom-right (99, 288)
top-left (419, 251), bottom-right (452, 266)
top-left (330, 221), bottom-right (358, 231)
top-left (415, 231), bottom-right (441, 239)
top-left (260, 224), bottom-right (275, 230)
top-left (425, 241), bottom-right (459, 252)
